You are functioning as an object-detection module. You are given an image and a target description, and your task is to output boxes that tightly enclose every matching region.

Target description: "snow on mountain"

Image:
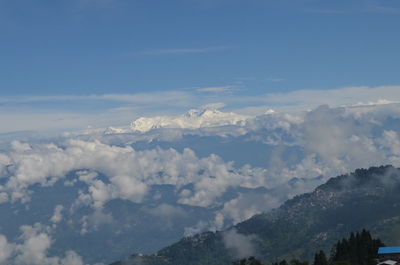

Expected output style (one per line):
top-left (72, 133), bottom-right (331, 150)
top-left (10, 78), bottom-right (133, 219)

top-left (103, 126), bottom-right (130, 134)
top-left (129, 108), bottom-right (251, 133)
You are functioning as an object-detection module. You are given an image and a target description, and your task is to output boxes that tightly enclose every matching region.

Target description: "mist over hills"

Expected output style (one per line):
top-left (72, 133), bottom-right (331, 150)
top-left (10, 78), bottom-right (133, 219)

top-left (1, 104), bottom-right (400, 264)
top-left (2, 0), bottom-right (400, 263)
top-left (112, 165), bottom-right (400, 265)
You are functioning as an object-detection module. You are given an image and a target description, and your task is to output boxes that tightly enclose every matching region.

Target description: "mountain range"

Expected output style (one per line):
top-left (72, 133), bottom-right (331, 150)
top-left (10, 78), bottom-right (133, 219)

top-left (104, 107), bottom-right (251, 134)
top-left (111, 165), bottom-right (400, 265)
top-left (2, 104), bottom-right (400, 265)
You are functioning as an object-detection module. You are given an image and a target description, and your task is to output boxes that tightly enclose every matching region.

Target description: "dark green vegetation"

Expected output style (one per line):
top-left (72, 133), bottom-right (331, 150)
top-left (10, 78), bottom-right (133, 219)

top-left (233, 257), bottom-right (264, 265)
top-left (111, 165), bottom-right (400, 265)
top-left (233, 229), bottom-right (384, 265)
top-left (330, 230), bottom-right (383, 265)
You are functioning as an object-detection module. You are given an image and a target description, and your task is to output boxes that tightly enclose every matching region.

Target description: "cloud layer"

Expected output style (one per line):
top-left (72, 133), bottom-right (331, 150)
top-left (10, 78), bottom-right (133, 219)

top-left (0, 223), bottom-right (86, 265)
top-left (1, 85), bottom-right (400, 134)
top-left (1, 102), bottom-right (400, 263)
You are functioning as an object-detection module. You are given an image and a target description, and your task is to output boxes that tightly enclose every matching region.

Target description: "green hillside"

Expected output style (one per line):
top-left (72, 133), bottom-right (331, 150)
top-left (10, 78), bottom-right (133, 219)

top-left (111, 165), bottom-right (400, 265)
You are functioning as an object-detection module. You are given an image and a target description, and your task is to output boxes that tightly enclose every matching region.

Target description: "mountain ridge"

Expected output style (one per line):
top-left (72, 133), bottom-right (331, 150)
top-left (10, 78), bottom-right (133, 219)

top-left (111, 165), bottom-right (400, 265)
top-left (102, 107), bottom-right (251, 134)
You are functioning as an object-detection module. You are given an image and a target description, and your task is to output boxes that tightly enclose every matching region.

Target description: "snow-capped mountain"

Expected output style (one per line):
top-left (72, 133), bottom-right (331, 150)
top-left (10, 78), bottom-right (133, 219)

top-left (129, 108), bottom-right (251, 133)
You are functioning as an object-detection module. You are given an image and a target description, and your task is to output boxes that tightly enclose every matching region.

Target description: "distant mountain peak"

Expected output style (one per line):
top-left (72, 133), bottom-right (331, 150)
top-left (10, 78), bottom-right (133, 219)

top-left (129, 107), bottom-right (251, 133)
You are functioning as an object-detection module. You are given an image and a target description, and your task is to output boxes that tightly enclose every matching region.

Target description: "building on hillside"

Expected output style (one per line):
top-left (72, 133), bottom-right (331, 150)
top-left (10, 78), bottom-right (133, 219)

top-left (378, 247), bottom-right (400, 265)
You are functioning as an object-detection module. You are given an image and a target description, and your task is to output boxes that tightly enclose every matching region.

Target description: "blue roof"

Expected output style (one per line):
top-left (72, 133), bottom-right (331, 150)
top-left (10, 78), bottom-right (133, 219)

top-left (378, 247), bottom-right (400, 254)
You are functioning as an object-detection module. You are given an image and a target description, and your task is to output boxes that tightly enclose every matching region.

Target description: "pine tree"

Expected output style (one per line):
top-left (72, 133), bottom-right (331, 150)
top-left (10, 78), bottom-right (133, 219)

top-left (330, 230), bottom-right (384, 265)
top-left (313, 250), bottom-right (328, 265)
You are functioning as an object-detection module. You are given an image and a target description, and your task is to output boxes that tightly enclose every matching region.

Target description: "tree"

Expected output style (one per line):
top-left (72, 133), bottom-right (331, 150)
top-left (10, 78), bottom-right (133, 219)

top-left (232, 257), bottom-right (264, 265)
top-left (290, 258), bottom-right (309, 265)
top-left (330, 230), bottom-right (384, 265)
top-left (313, 250), bottom-right (328, 265)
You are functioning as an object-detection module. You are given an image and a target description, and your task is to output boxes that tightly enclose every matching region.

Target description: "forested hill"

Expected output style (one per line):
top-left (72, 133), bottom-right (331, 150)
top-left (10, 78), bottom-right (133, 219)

top-left (111, 165), bottom-right (400, 265)
top-left (234, 229), bottom-right (384, 265)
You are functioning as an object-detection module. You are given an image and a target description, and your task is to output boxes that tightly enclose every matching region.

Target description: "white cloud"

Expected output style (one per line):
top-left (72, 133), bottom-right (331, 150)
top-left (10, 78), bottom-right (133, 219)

top-left (184, 220), bottom-right (210, 237)
top-left (0, 139), bottom-right (267, 208)
top-left (15, 226), bottom-right (54, 265)
top-left (215, 192), bottom-right (281, 229)
top-left (1, 85), bottom-right (400, 134)
top-left (0, 102), bottom-right (400, 265)
top-left (364, 0), bottom-right (400, 14)
top-left (253, 85), bottom-right (400, 111)
top-left (80, 209), bottom-right (114, 235)
top-left (0, 235), bottom-right (14, 264)
top-left (1, 103), bottom-right (400, 244)
top-left (196, 86), bottom-right (233, 93)
top-left (59, 251), bottom-right (85, 265)
top-left (0, 95), bottom-right (400, 264)
top-left (223, 229), bottom-right (258, 259)
top-left (50, 205), bottom-right (64, 224)
top-left (2, 103), bottom-right (400, 211)
top-left (110, 175), bottom-right (148, 203)
top-left (0, 223), bottom-right (86, 265)
top-left (351, 99), bottom-right (399, 107)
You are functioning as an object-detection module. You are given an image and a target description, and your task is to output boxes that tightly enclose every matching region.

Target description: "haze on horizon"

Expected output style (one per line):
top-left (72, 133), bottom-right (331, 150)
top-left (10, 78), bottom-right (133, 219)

top-left (1, 0), bottom-right (400, 134)
top-left (1, 1), bottom-right (400, 265)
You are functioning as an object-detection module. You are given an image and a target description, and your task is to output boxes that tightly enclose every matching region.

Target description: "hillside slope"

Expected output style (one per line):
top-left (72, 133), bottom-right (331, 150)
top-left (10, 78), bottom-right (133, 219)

top-left (111, 165), bottom-right (400, 265)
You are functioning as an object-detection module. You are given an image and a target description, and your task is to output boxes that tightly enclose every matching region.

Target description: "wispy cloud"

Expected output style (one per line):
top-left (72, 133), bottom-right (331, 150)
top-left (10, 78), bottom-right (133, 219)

top-left (196, 86), bottom-right (234, 93)
top-left (134, 46), bottom-right (230, 55)
top-left (303, 0), bottom-right (400, 14)
top-left (2, 85), bottom-right (400, 109)
top-left (1, 85), bottom-right (400, 133)
top-left (259, 85), bottom-right (400, 108)
top-left (0, 91), bottom-right (193, 106)
top-left (364, 0), bottom-right (400, 14)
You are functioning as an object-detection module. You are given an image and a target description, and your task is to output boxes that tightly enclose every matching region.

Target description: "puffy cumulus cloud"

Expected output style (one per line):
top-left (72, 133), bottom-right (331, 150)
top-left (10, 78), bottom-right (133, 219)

top-left (223, 229), bottom-right (258, 259)
top-left (11, 141), bottom-right (32, 152)
top-left (59, 251), bottom-right (85, 265)
top-left (299, 105), bottom-right (400, 175)
top-left (214, 192), bottom-right (281, 230)
top-left (2, 103), bottom-right (400, 227)
top-left (50, 205), bottom-right (64, 224)
top-left (2, 102), bottom-right (400, 264)
top-left (15, 227), bottom-right (54, 265)
top-left (0, 139), bottom-right (280, 208)
top-left (80, 209), bottom-right (114, 235)
top-left (377, 131), bottom-right (400, 166)
top-left (0, 192), bottom-right (9, 204)
top-left (184, 220), bottom-right (210, 237)
top-left (302, 106), bottom-right (378, 167)
top-left (111, 175), bottom-right (148, 203)
top-left (378, 130), bottom-right (400, 155)
top-left (0, 153), bottom-right (12, 178)
top-left (0, 235), bottom-right (14, 263)
top-left (0, 223), bottom-right (85, 265)
top-left (242, 104), bottom-right (400, 181)
top-left (0, 140), bottom-right (238, 207)
top-left (181, 103), bottom-right (400, 231)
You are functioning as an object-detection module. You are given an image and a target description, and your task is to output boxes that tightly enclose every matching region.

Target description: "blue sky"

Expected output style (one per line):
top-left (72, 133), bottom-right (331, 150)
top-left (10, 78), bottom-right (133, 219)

top-left (0, 0), bottom-right (400, 132)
